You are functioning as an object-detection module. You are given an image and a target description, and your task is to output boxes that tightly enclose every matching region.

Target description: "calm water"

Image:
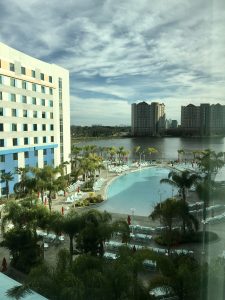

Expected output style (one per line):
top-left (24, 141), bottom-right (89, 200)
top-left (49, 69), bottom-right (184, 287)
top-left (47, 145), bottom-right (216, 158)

top-left (98, 167), bottom-right (178, 216)
top-left (76, 137), bottom-right (225, 160)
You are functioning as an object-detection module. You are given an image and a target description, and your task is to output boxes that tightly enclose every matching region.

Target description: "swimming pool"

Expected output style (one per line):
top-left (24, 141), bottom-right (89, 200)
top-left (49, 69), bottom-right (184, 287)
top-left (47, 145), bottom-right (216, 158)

top-left (99, 167), bottom-right (177, 216)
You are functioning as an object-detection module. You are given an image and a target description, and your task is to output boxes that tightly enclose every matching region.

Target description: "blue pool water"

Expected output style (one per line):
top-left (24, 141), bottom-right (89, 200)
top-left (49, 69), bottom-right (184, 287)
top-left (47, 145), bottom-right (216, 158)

top-left (99, 167), bottom-right (178, 216)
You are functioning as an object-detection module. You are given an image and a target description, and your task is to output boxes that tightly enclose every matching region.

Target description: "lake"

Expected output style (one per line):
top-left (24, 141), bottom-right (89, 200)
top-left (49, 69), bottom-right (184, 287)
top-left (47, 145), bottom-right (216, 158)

top-left (74, 136), bottom-right (225, 161)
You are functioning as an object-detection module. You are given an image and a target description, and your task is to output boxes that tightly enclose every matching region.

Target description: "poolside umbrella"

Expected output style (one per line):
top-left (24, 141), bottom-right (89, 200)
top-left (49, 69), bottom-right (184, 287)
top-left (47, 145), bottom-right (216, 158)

top-left (1, 257), bottom-right (7, 272)
top-left (127, 215), bottom-right (131, 225)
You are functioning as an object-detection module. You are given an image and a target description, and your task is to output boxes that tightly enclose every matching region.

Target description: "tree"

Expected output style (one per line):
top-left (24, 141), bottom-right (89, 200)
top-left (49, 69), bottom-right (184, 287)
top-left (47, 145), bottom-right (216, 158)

top-left (177, 149), bottom-right (185, 162)
top-left (0, 171), bottom-right (14, 199)
top-left (160, 170), bottom-right (200, 202)
top-left (76, 210), bottom-right (112, 257)
top-left (31, 166), bottom-right (64, 210)
top-left (1, 200), bottom-right (50, 272)
top-left (14, 167), bottom-right (36, 198)
top-left (150, 254), bottom-right (207, 300)
top-left (61, 209), bottom-right (83, 263)
top-left (146, 147), bottom-right (158, 160)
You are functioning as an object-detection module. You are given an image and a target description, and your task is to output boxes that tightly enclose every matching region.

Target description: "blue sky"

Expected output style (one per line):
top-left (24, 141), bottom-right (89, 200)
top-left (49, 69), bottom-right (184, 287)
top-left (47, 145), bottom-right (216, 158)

top-left (1, 0), bottom-right (225, 125)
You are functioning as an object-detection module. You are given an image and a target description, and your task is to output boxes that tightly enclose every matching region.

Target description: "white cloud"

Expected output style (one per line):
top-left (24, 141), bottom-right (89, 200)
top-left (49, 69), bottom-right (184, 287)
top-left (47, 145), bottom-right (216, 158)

top-left (71, 96), bottom-right (131, 125)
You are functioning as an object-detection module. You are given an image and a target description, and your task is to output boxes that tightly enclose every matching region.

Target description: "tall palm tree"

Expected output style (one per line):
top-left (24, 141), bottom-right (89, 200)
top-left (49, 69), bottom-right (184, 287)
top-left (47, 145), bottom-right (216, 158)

top-left (0, 171), bottom-right (14, 199)
top-left (177, 149), bottom-right (185, 162)
top-left (160, 170), bottom-right (200, 202)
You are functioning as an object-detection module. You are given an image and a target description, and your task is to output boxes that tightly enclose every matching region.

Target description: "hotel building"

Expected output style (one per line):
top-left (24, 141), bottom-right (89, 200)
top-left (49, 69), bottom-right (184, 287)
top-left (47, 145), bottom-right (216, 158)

top-left (0, 43), bottom-right (71, 196)
top-left (181, 103), bottom-right (225, 136)
top-left (131, 101), bottom-right (165, 136)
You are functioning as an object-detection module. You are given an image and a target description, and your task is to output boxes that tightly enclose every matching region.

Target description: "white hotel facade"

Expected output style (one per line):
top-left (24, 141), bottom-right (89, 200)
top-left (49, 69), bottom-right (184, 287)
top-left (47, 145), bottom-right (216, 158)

top-left (0, 43), bottom-right (71, 197)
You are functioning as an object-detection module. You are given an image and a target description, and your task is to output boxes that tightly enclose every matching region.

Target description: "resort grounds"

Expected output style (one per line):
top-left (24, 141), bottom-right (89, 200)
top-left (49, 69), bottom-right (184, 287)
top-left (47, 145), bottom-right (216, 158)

top-left (1, 160), bottom-right (225, 283)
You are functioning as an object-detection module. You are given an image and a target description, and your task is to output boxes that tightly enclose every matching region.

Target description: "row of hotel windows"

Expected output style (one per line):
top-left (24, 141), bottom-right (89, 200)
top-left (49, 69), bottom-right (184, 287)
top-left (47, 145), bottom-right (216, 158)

top-left (0, 92), bottom-right (53, 107)
top-left (0, 148), bottom-right (54, 162)
top-left (0, 108), bottom-right (53, 119)
top-left (0, 123), bottom-right (54, 131)
top-left (0, 61), bottom-right (53, 83)
top-left (0, 75), bottom-right (53, 95)
top-left (0, 136), bottom-right (55, 147)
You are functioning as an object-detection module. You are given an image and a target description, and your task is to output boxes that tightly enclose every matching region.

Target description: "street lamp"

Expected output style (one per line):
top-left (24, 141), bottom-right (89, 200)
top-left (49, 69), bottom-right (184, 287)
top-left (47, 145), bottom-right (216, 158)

top-left (130, 208), bottom-right (136, 225)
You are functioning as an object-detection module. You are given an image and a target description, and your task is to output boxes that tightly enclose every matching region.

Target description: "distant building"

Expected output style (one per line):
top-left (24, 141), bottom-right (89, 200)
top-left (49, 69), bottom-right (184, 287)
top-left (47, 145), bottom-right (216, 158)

top-left (131, 101), bottom-right (165, 136)
top-left (171, 120), bottom-right (178, 128)
top-left (181, 103), bottom-right (225, 136)
top-left (0, 42), bottom-right (71, 196)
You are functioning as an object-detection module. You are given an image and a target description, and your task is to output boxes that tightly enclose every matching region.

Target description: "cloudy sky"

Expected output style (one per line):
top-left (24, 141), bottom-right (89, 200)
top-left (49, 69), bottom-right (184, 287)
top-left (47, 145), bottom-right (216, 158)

top-left (1, 0), bottom-right (225, 125)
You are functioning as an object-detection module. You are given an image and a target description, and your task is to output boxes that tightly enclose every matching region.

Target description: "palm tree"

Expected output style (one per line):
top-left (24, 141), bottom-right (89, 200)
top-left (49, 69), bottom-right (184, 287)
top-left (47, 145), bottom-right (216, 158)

top-left (61, 210), bottom-right (83, 264)
top-left (177, 149), bottom-right (185, 162)
top-left (76, 209), bottom-right (112, 256)
top-left (160, 170), bottom-right (200, 202)
top-left (0, 171), bottom-right (14, 199)
top-left (146, 147), bottom-right (158, 160)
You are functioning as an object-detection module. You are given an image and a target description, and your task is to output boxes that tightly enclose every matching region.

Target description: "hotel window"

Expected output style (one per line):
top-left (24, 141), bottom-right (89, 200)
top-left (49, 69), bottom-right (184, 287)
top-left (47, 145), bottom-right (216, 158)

top-left (9, 63), bottom-right (15, 72)
top-left (0, 75), bottom-right (2, 84)
top-left (33, 124), bottom-right (37, 131)
top-left (32, 97), bottom-right (36, 105)
top-left (43, 136), bottom-right (47, 143)
top-left (13, 153), bottom-right (18, 160)
top-left (34, 150), bottom-right (38, 156)
top-left (23, 124), bottom-right (28, 131)
top-left (42, 124), bottom-right (46, 131)
top-left (32, 70), bottom-right (36, 78)
top-left (41, 99), bottom-right (45, 106)
top-left (0, 123), bottom-right (3, 131)
top-left (49, 88), bottom-right (53, 95)
top-left (0, 155), bottom-right (5, 162)
top-left (42, 112), bottom-right (46, 118)
top-left (32, 83), bottom-right (36, 91)
top-left (44, 161), bottom-right (47, 166)
top-left (49, 100), bottom-right (53, 107)
top-left (22, 81), bottom-right (27, 89)
top-left (23, 110), bottom-right (28, 117)
top-left (13, 138), bottom-right (18, 146)
top-left (43, 149), bottom-right (47, 155)
top-left (51, 148), bottom-right (54, 154)
top-left (0, 92), bottom-right (2, 100)
top-left (51, 136), bottom-right (54, 142)
top-left (10, 93), bottom-right (16, 102)
top-left (49, 76), bottom-right (52, 83)
top-left (40, 73), bottom-right (44, 80)
top-left (24, 151), bottom-right (29, 158)
top-left (12, 124), bottom-right (17, 131)
top-left (41, 86), bottom-right (45, 93)
top-left (0, 107), bottom-right (3, 116)
top-left (24, 137), bottom-right (28, 145)
top-left (12, 109), bottom-right (17, 117)
top-left (0, 139), bottom-right (4, 147)
top-left (50, 124), bottom-right (54, 131)
top-left (22, 95), bottom-right (27, 103)
top-left (10, 78), bottom-right (16, 87)
top-left (50, 112), bottom-right (53, 119)
top-left (33, 111), bottom-right (37, 118)
top-left (21, 66), bottom-right (26, 75)
top-left (34, 137), bottom-right (38, 144)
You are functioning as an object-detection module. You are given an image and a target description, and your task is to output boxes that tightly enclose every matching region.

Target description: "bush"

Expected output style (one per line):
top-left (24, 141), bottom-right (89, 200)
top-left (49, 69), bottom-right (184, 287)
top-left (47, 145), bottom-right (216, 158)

top-left (74, 195), bottom-right (103, 207)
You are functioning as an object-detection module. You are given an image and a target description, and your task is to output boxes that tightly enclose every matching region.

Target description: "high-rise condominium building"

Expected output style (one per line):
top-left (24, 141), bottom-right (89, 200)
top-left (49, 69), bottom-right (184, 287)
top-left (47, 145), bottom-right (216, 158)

top-left (181, 103), bottom-right (225, 135)
top-left (131, 101), bottom-right (165, 136)
top-left (0, 43), bottom-right (71, 196)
